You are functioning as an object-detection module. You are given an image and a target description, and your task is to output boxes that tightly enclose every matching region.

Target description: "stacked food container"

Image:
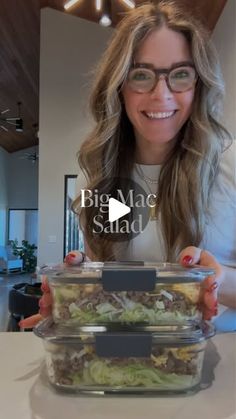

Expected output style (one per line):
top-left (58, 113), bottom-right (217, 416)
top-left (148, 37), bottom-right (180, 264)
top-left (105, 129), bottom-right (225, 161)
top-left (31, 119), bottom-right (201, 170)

top-left (34, 262), bottom-right (215, 394)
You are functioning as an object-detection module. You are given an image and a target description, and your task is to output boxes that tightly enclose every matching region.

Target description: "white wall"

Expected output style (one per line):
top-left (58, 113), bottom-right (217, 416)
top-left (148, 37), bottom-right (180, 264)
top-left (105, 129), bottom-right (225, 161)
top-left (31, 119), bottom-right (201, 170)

top-left (0, 147), bottom-right (8, 245)
top-left (7, 146), bottom-right (39, 209)
top-left (38, 8), bottom-right (112, 265)
top-left (212, 0), bottom-right (236, 137)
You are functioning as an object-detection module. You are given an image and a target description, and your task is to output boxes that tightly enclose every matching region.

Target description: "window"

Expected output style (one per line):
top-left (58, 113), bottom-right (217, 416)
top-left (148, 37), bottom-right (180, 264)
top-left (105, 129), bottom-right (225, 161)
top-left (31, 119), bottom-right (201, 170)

top-left (8, 209), bottom-right (38, 246)
top-left (64, 175), bottom-right (84, 257)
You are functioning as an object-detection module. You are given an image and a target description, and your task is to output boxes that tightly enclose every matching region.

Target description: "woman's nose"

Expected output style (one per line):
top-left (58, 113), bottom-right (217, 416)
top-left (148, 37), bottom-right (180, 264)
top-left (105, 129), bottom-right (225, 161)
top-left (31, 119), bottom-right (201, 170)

top-left (150, 75), bottom-right (173, 100)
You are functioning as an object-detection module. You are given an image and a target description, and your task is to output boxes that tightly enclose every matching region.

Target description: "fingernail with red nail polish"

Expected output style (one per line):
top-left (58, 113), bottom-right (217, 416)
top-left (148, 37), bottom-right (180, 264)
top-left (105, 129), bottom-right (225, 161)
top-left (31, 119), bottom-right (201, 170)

top-left (39, 299), bottom-right (46, 308)
top-left (208, 300), bottom-right (218, 310)
top-left (41, 283), bottom-right (48, 292)
top-left (182, 255), bottom-right (193, 265)
top-left (214, 308), bottom-right (218, 315)
top-left (207, 282), bottom-right (218, 292)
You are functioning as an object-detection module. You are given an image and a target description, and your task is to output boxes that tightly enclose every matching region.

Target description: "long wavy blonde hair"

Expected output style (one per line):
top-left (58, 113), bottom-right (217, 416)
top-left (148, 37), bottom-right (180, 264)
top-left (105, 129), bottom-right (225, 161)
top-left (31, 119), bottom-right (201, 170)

top-left (73, 1), bottom-right (232, 261)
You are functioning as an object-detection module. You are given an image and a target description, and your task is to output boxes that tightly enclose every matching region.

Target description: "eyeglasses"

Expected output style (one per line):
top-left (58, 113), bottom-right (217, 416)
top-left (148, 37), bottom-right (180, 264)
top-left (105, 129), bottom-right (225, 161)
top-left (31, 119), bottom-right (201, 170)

top-left (127, 63), bottom-right (197, 93)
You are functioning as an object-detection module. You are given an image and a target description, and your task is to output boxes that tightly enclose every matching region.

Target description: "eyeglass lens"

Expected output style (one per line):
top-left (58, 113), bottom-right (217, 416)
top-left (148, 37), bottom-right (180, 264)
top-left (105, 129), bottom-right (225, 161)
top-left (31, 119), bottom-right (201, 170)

top-left (128, 66), bottom-right (196, 93)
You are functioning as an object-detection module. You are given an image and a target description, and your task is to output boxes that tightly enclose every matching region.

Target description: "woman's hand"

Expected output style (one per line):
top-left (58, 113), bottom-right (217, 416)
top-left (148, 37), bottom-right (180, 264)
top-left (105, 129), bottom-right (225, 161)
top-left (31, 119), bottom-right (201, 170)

top-left (19, 251), bottom-right (89, 329)
top-left (64, 250), bottom-right (88, 265)
top-left (18, 275), bottom-right (51, 329)
top-left (179, 246), bottom-right (224, 320)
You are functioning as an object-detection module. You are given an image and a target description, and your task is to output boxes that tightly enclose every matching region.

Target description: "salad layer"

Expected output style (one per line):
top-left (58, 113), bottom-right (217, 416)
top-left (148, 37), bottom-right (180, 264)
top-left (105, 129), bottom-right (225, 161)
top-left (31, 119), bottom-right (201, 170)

top-left (45, 342), bottom-right (204, 390)
top-left (51, 282), bottom-right (201, 324)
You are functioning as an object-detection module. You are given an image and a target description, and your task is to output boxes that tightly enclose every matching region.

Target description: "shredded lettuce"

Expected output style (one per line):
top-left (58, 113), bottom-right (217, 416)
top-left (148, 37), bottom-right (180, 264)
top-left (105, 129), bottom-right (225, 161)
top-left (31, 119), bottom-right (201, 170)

top-left (68, 301), bottom-right (194, 323)
top-left (69, 306), bottom-right (99, 322)
top-left (96, 302), bottom-right (120, 315)
top-left (54, 286), bottom-right (80, 304)
top-left (70, 359), bottom-right (196, 389)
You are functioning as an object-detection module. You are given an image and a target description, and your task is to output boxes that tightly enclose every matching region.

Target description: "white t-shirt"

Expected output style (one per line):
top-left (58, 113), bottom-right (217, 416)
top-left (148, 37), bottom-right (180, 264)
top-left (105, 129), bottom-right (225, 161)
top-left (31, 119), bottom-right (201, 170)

top-left (76, 141), bottom-right (236, 267)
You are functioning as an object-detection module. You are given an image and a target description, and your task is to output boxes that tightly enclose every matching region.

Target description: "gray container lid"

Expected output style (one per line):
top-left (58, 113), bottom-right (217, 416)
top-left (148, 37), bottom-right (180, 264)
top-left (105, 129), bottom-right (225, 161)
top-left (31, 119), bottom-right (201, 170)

top-left (34, 317), bottom-right (215, 348)
top-left (40, 262), bottom-right (215, 288)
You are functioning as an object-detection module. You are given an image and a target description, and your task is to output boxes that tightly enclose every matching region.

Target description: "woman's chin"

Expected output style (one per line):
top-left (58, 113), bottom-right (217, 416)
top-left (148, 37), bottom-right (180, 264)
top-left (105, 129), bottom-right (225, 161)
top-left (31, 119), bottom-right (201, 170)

top-left (139, 134), bottom-right (177, 147)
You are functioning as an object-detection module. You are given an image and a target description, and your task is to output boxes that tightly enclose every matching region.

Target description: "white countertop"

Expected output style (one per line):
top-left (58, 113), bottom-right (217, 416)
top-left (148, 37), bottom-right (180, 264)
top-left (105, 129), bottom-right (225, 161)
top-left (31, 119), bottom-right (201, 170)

top-left (0, 332), bottom-right (235, 419)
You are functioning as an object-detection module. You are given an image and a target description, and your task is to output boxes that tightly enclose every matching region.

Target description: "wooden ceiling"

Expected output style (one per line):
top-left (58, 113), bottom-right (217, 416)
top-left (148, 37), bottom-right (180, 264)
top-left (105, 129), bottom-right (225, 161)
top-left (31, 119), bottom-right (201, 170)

top-left (0, 0), bottom-right (228, 153)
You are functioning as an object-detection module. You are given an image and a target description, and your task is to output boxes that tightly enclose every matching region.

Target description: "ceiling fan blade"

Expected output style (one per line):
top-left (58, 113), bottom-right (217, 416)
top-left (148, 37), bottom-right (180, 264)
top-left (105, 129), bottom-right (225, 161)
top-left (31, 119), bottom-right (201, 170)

top-left (1, 109), bottom-right (10, 115)
top-left (0, 125), bottom-right (8, 132)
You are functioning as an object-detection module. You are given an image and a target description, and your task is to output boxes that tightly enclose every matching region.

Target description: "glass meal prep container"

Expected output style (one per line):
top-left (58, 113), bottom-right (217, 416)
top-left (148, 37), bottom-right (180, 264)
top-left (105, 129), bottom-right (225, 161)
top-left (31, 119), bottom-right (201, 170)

top-left (34, 318), bottom-right (215, 394)
top-left (42, 262), bottom-right (215, 326)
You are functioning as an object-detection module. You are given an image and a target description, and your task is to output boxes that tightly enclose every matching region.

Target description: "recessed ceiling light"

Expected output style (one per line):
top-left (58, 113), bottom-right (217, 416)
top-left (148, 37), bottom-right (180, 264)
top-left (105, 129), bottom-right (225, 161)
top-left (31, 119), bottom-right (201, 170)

top-left (99, 14), bottom-right (112, 26)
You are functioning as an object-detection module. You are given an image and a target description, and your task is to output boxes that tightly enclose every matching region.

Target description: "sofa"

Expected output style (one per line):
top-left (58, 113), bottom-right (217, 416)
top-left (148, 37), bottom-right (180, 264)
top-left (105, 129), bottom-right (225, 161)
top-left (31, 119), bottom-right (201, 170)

top-left (0, 245), bottom-right (23, 273)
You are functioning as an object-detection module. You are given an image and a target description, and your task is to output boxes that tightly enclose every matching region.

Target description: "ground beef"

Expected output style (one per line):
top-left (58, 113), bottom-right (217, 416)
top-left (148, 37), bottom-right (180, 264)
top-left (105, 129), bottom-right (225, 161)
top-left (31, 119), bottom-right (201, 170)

top-left (55, 286), bottom-right (196, 322)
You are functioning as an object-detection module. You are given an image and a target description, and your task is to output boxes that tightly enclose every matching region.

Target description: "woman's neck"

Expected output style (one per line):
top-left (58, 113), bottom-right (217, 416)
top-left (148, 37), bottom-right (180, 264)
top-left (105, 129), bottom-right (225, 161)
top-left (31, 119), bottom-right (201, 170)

top-left (134, 132), bottom-right (177, 165)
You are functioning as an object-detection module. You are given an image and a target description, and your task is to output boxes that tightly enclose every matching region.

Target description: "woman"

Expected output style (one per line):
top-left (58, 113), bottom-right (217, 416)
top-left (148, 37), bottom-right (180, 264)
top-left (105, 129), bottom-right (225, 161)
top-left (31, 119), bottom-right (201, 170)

top-left (20, 1), bottom-right (236, 328)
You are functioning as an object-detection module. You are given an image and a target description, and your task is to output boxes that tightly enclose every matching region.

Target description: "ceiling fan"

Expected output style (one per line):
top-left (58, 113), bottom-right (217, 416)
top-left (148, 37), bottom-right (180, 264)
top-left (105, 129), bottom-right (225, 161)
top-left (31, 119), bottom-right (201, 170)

top-left (0, 102), bottom-right (23, 132)
top-left (21, 150), bottom-right (39, 164)
top-left (64, 0), bottom-right (135, 26)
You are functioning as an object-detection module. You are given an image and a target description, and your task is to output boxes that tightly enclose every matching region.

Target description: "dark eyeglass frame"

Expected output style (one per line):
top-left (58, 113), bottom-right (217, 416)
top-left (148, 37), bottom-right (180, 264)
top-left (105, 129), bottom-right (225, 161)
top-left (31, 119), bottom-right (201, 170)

top-left (127, 62), bottom-right (198, 93)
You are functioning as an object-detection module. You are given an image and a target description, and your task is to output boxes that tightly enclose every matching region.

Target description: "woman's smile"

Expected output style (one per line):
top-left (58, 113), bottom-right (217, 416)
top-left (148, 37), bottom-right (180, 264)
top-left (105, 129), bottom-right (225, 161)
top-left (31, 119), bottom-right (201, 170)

top-left (142, 110), bottom-right (178, 120)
